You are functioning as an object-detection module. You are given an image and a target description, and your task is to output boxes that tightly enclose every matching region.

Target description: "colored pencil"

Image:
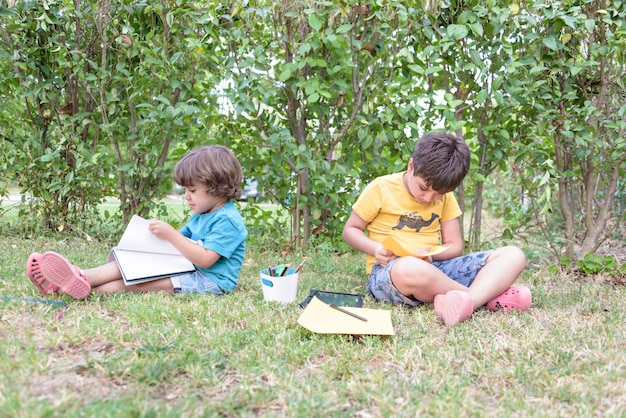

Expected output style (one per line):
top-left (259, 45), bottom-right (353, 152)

top-left (294, 258), bottom-right (307, 273)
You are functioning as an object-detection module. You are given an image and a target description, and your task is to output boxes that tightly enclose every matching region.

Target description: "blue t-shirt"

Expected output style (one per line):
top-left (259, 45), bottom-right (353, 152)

top-left (179, 200), bottom-right (248, 292)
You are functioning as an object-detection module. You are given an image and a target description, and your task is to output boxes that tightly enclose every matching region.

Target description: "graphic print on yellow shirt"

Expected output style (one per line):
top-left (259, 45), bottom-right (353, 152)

top-left (352, 172), bottom-right (462, 274)
top-left (391, 211), bottom-right (440, 231)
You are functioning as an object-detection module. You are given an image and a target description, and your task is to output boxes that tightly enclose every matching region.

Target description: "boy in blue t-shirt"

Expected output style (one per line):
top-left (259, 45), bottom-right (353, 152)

top-left (26, 145), bottom-right (248, 298)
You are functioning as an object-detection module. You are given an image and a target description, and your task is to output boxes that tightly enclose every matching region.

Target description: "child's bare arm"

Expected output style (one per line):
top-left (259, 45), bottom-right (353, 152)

top-left (342, 211), bottom-right (394, 265)
top-left (148, 220), bottom-right (220, 268)
top-left (436, 218), bottom-right (464, 260)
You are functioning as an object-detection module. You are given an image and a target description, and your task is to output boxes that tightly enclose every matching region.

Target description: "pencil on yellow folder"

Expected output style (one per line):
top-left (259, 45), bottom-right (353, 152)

top-left (329, 304), bottom-right (368, 322)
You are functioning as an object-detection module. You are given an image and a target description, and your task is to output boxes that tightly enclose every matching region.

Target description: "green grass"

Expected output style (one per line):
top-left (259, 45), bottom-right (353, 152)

top-left (1, 235), bottom-right (625, 417)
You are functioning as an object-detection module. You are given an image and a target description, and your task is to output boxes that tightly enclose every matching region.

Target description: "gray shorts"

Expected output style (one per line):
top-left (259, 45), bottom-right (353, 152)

top-left (170, 270), bottom-right (224, 295)
top-left (366, 250), bottom-right (494, 307)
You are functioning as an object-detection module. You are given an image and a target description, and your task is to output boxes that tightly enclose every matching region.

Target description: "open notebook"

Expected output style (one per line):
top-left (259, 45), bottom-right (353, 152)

top-left (111, 215), bottom-right (195, 285)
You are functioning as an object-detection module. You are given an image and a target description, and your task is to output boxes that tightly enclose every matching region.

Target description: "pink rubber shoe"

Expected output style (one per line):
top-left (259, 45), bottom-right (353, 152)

top-left (436, 290), bottom-right (474, 327)
top-left (26, 252), bottom-right (60, 296)
top-left (486, 286), bottom-right (532, 312)
top-left (38, 252), bottom-right (91, 299)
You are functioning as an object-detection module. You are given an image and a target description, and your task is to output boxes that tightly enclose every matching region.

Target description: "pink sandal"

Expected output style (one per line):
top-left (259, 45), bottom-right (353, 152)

top-left (486, 286), bottom-right (532, 312)
top-left (38, 252), bottom-right (91, 300)
top-left (26, 252), bottom-right (59, 296)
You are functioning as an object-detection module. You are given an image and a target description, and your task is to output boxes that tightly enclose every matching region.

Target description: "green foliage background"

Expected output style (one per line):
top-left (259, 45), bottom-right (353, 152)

top-left (0, 0), bottom-right (624, 266)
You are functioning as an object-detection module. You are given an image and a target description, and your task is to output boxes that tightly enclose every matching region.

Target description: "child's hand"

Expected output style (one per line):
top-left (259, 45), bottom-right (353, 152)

top-left (414, 245), bottom-right (449, 263)
top-left (374, 243), bottom-right (396, 266)
top-left (414, 247), bottom-right (434, 263)
top-left (148, 219), bottom-right (177, 240)
top-left (418, 255), bottom-right (434, 263)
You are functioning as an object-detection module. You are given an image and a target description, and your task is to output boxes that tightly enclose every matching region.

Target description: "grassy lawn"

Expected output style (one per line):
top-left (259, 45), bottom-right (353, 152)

top-left (0, 196), bottom-right (625, 416)
top-left (1, 238), bottom-right (625, 417)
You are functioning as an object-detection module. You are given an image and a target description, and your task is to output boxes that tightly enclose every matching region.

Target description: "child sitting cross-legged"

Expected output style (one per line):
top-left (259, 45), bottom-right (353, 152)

top-left (342, 132), bottom-right (531, 326)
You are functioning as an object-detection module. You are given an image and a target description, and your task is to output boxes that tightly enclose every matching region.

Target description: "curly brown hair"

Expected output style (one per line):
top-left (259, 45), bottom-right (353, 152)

top-left (174, 145), bottom-right (243, 200)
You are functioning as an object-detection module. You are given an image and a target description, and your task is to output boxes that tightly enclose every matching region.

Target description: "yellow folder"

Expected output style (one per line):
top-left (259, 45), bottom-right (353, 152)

top-left (297, 296), bottom-right (394, 336)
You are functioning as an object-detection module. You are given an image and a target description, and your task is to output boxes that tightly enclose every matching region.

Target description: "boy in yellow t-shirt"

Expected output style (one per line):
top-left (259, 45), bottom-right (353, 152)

top-left (342, 132), bottom-right (531, 326)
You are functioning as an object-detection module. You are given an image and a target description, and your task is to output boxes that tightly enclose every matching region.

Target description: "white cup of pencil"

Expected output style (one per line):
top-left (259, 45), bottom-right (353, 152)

top-left (259, 259), bottom-right (306, 303)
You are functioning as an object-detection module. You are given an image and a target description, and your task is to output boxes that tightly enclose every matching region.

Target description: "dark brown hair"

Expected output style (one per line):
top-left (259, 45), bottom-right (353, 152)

top-left (411, 132), bottom-right (470, 193)
top-left (174, 145), bottom-right (242, 200)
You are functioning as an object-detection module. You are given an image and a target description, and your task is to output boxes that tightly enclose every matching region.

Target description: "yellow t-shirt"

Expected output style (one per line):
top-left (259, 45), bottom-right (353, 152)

top-left (352, 172), bottom-right (462, 274)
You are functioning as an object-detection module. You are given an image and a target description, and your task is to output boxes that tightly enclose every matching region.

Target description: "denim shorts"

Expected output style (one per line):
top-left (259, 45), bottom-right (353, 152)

top-left (170, 270), bottom-right (224, 295)
top-left (366, 250), bottom-right (494, 307)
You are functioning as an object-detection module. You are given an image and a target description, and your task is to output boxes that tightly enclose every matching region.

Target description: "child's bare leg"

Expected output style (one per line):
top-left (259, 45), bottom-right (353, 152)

top-left (466, 246), bottom-right (526, 309)
top-left (83, 261), bottom-right (124, 288)
top-left (94, 277), bottom-right (174, 294)
top-left (84, 262), bottom-right (175, 294)
top-left (391, 246), bottom-right (525, 309)
top-left (390, 257), bottom-right (466, 303)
